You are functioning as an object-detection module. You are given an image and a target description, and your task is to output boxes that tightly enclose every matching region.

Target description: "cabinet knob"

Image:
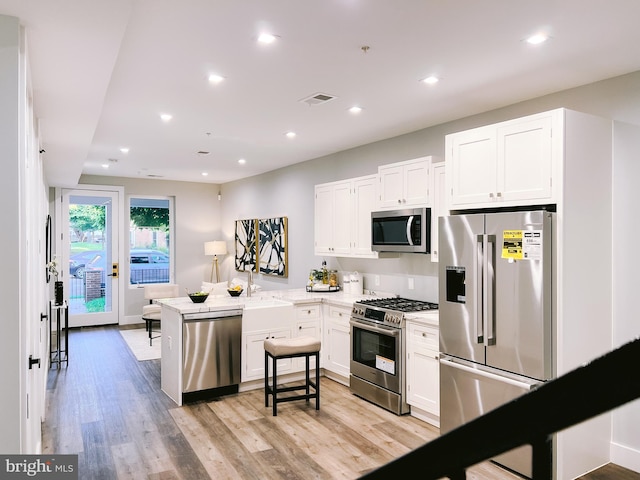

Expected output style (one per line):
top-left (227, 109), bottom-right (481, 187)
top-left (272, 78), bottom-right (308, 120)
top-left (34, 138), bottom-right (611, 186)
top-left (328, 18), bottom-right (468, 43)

top-left (496, 192), bottom-right (502, 198)
top-left (299, 325), bottom-right (302, 330)
top-left (489, 192), bottom-right (494, 198)
top-left (397, 199), bottom-right (401, 204)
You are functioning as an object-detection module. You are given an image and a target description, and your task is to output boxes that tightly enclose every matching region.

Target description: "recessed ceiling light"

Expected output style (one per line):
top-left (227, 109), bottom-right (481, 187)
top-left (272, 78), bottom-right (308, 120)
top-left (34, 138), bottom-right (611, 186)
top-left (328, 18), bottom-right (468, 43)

top-left (421, 76), bottom-right (439, 85)
top-left (160, 113), bottom-right (173, 122)
top-left (201, 172), bottom-right (209, 176)
top-left (525, 33), bottom-right (549, 45)
top-left (120, 147), bottom-right (129, 154)
top-left (258, 33), bottom-right (277, 44)
top-left (208, 74), bottom-right (224, 84)
top-left (238, 158), bottom-right (246, 165)
top-left (285, 131), bottom-right (296, 139)
top-left (349, 106), bottom-right (363, 114)
top-left (101, 164), bottom-right (109, 169)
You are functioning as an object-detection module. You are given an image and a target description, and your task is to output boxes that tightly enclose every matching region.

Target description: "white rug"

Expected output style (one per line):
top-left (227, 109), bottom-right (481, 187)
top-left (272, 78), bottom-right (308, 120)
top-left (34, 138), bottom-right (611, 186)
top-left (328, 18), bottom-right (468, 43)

top-left (119, 328), bottom-right (161, 361)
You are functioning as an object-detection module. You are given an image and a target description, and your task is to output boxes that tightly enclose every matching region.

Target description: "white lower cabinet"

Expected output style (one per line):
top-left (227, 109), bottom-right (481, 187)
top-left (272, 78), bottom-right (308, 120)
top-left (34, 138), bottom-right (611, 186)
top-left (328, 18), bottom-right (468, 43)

top-left (242, 328), bottom-right (292, 382)
top-left (406, 319), bottom-right (440, 427)
top-left (323, 304), bottom-right (351, 381)
top-left (294, 303), bottom-right (322, 370)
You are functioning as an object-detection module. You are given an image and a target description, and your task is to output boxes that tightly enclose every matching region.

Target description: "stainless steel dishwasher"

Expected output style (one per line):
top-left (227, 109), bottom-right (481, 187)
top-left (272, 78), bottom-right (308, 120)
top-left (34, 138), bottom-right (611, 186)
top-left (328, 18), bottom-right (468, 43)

top-left (182, 309), bottom-right (242, 393)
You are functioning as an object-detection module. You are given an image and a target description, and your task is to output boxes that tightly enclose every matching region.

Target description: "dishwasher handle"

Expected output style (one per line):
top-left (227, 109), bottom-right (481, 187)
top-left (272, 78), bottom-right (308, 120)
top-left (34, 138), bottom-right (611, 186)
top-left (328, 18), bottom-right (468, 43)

top-left (183, 309), bottom-right (243, 321)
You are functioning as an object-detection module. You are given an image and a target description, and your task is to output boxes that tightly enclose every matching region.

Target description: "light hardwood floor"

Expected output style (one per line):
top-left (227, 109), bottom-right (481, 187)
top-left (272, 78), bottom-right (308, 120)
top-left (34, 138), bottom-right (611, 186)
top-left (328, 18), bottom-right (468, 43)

top-left (43, 326), bottom-right (639, 480)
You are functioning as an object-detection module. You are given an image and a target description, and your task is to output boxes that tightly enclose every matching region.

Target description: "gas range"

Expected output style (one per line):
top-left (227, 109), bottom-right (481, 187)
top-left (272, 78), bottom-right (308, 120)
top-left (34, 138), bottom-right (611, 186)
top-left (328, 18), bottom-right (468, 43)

top-left (351, 297), bottom-right (438, 327)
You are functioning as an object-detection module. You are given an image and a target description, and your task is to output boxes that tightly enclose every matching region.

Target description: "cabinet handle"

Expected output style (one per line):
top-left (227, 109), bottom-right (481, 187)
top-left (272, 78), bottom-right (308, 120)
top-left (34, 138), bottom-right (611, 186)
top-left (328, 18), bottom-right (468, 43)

top-left (299, 326), bottom-right (302, 330)
top-left (496, 192), bottom-right (502, 198)
top-left (397, 199), bottom-right (401, 203)
top-left (489, 192), bottom-right (494, 198)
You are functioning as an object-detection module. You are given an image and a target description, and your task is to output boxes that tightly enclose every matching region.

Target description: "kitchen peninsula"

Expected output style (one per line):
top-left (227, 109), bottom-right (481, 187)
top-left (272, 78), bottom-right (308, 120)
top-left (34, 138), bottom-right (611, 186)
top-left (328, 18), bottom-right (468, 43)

top-left (157, 286), bottom-right (440, 435)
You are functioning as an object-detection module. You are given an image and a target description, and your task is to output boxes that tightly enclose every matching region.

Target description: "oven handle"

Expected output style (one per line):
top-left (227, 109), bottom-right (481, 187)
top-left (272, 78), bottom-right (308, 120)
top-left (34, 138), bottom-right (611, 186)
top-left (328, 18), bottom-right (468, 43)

top-left (349, 318), bottom-right (400, 337)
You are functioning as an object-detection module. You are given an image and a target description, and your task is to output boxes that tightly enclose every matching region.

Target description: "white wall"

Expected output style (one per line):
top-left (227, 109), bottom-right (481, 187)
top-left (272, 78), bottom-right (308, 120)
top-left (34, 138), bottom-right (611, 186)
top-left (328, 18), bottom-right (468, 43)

top-left (611, 120), bottom-right (640, 472)
top-left (0, 14), bottom-right (23, 453)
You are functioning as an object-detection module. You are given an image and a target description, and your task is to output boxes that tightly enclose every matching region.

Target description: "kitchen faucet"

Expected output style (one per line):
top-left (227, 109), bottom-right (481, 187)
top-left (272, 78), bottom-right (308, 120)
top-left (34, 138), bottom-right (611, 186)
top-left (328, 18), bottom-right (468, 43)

top-left (247, 270), bottom-right (252, 297)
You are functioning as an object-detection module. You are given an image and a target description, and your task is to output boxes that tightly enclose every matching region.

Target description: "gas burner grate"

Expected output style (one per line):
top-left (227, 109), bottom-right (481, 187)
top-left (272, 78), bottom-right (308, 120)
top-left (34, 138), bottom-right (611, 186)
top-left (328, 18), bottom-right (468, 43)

top-left (357, 297), bottom-right (438, 312)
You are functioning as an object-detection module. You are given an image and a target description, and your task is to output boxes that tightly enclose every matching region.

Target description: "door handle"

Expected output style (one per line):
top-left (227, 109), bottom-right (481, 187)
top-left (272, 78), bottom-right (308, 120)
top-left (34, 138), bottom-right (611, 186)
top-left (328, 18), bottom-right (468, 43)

top-left (111, 262), bottom-right (119, 278)
top-left (28, 355), bottom-right (41, 370)
top-left (485, 235), bottom-right (496, 346)
top-left (475, 234), bottom-right (484, 344)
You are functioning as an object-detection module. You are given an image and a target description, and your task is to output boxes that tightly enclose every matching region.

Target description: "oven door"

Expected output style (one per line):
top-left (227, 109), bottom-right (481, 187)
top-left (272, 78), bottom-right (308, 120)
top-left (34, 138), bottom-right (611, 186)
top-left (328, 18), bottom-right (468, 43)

top-left (350, 318), bottom-right (402, 394)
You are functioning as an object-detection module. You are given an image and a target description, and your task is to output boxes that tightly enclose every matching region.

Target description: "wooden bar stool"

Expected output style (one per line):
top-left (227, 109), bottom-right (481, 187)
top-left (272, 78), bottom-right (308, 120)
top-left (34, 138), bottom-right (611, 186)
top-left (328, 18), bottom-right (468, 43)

top-left (264, 336), bottom-right (321, 416)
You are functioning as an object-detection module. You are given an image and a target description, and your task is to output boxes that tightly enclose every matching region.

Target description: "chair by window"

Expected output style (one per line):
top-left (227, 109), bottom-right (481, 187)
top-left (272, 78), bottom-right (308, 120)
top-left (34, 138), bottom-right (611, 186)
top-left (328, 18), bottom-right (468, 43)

top-left (141, 284), bottom-right (179, 345)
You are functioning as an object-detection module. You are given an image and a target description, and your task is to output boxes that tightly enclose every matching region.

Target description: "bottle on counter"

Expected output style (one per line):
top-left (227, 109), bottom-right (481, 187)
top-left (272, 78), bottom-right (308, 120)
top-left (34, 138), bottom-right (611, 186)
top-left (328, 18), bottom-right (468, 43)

top-left (322, 260), bottom-right (328, 284)
top-left (329, 270), bottom-right (337, 287)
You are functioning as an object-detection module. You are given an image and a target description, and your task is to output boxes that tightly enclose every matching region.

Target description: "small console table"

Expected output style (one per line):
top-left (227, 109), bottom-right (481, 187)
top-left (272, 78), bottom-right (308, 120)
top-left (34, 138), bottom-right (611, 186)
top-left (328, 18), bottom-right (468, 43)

top-left (49, 300), bottom-right (68, 368)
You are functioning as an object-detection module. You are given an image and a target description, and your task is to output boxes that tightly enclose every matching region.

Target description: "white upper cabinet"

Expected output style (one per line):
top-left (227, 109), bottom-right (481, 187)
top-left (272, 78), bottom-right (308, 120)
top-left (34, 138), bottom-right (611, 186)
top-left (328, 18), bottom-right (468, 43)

top-left (314, 180), bottom-right (351, 256)
top-left (314, 175), bottom-right (378, 258)
top-left (447, 110), bottom-right (557, 209)
top-left (351, 175), bottom-right (378, 257)
top-left (378, 156), bottom-right (434, 209)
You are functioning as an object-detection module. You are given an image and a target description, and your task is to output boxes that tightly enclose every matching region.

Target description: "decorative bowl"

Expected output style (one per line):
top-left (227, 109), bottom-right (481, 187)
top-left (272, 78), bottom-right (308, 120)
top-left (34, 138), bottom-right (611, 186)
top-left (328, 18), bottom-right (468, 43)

top-left (228, 288), bottom-right (243, 297)
top-left (188, 292), bottom-right (209, 303)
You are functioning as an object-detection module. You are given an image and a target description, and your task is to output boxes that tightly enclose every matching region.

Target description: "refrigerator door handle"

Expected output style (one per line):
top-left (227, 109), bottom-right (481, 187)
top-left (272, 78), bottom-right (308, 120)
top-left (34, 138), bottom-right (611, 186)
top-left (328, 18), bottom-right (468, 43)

top-left (485, 234), bottom-right (496, 346)
top-left (475, 234), bottom-right (484, 344)
top-left (440, 355), bottom-right (538, 391)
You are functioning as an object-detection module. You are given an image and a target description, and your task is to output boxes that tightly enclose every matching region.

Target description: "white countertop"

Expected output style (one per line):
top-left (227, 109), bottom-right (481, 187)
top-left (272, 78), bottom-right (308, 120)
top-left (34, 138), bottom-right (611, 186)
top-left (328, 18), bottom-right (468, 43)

top-left (157, 287), bottom-right (438, 325)
top-left (157, 288), bottom-right (378, 313)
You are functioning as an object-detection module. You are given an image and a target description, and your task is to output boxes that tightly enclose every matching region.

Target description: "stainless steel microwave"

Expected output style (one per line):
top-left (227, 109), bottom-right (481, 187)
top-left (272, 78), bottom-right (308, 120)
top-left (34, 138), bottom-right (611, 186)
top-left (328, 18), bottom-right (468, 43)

top-left (371, 207), bottom-right (431, 253)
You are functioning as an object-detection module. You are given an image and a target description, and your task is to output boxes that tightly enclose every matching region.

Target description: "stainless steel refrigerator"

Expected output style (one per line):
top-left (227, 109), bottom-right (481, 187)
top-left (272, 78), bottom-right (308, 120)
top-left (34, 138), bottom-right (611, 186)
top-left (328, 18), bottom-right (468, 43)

top-left (438, 210), bottom-right (554, 478)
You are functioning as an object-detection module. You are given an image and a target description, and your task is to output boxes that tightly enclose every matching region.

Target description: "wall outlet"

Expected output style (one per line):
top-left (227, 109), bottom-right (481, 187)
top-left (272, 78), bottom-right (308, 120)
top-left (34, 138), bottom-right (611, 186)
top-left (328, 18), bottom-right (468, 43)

top-left (408, 277), bottom-right (414, 290)
top-left (374, 275), bottom-right (380, 286)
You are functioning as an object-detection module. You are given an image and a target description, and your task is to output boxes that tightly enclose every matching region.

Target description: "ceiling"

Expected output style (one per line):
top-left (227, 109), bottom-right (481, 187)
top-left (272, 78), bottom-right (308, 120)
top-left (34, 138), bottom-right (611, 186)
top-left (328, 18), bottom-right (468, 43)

top-left (2, 1), bottom-right (640, 187)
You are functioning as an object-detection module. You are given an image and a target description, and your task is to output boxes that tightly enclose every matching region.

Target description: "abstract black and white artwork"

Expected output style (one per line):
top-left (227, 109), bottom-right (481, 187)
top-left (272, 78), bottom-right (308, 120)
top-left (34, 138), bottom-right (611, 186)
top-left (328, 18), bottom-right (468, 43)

top-left (235, 219), bottom-right (258, 272)
top-left (258, 217), bottom-right (288, 277)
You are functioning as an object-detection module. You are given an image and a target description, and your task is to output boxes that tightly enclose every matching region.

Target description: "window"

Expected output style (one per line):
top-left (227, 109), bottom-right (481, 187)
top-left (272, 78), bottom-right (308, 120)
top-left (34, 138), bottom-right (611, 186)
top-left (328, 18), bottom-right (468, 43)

top-left (128, 196), bottom-right (174, 286)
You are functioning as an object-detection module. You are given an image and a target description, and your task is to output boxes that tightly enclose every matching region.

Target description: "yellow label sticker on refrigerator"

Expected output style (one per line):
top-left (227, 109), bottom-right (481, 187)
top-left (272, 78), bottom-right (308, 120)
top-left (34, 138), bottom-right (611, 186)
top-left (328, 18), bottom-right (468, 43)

top-left (502, 230), bottom-right (523, 259)
top-left (502, 229), bottom-right (543, 260)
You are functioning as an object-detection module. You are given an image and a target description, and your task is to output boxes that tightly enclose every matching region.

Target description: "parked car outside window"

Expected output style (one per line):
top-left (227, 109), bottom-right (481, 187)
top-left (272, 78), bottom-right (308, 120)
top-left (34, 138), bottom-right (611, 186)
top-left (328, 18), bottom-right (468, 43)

top-left (69, 250), bottom-right (105, 279)
top-left (83, 249), bottom-right (170, 284)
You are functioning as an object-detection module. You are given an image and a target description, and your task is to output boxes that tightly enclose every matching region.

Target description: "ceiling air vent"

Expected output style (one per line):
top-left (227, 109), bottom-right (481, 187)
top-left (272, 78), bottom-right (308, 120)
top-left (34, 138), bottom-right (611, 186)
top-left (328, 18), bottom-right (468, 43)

top-left (299, 92), bottom-right (337, 106)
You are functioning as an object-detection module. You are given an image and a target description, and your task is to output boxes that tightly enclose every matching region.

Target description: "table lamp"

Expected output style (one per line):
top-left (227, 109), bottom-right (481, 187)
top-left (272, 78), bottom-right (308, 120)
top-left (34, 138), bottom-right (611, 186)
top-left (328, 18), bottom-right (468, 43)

top-left (204, 240), bottom-right (228, 283)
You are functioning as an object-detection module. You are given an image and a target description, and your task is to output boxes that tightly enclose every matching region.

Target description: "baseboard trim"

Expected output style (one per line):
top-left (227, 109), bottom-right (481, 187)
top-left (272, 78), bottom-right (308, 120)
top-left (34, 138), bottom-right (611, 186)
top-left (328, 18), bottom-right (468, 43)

top-left (611, 441), bottom-right (640, 474)
top-left (122, 314), bottom-right (143, 326)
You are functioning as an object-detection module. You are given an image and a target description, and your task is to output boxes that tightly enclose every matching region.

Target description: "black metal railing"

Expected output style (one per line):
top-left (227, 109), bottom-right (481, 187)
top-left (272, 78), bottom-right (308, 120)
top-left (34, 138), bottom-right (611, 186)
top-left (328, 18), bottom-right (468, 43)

top-left (361, 337), bottom-right (640, 480)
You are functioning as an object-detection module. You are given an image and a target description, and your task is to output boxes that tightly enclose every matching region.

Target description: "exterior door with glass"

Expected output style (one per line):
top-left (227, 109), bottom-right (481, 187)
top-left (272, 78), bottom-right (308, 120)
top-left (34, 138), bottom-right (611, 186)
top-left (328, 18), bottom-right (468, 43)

top-left (60, 188), bottom-right (120, 327)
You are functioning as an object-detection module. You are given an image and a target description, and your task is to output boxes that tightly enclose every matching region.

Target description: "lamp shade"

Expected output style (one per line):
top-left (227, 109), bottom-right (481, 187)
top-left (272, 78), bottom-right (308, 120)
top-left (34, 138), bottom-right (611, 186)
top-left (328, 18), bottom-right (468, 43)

top-left (204, 240), bottom-right (227, 256)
